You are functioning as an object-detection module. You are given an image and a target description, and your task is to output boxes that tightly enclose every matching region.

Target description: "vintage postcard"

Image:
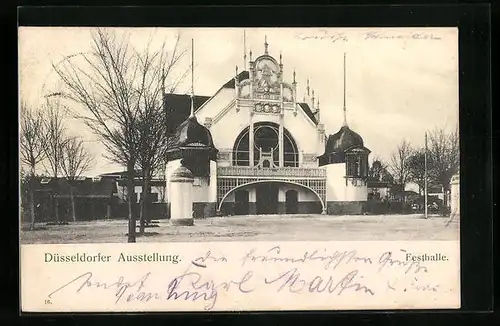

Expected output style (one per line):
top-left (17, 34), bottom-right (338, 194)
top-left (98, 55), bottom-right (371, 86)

top-left (19, 27), bottom-right (460, 312)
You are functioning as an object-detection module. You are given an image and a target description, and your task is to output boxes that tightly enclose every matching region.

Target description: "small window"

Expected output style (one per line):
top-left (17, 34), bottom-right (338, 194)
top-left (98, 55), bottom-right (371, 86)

top-left (40, 178), bottom-right (51, 184)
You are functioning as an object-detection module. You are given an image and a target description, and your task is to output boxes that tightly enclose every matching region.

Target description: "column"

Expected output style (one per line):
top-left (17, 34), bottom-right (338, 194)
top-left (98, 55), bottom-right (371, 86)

top-left (279, 83), bottom-right (285, 167)
top-left (169, 165), bottom-right (195, 226)
top-left (249, 119), bottom-right (254, 166)
top-left (279, 117), bottom-right (284, 167)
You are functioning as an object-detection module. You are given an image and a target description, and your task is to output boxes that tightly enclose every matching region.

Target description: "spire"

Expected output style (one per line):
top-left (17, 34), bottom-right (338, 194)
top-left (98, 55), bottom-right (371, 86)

top-left (190, 38), bottom-right (195, 118)
top-left (292, 69), bottom-right (296, 84)
top-left (306, 78), bottom-right (310, 96)
top-left (342, 52), bottom-right (347, 127)
top-left (243, 30), bottom-right (247, 71)
top-left (264, 35), bottom-right (269, 54)
top-left (279, 52), bottom-right (282, 65)
top-left (316, 97), bottom-right (321, 122)
top-left (311, 89), bottom-right (315, 109)
top-left (249, 49), bottom-right (252, 62)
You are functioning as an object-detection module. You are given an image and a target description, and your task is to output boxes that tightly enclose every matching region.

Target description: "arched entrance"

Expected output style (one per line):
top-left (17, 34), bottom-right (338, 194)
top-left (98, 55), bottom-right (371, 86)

top-left (256, 183), bottom-right (279, 214)
top-left (234, 190), bottom-right (249, 215)
top-left (285, 190), bottom-right (298, 214)
top-left (217, 180), bottom-right (325, 215)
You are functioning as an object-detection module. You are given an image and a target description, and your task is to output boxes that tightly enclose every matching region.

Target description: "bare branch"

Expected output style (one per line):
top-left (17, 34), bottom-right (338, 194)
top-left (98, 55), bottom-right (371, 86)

top-left (388, 139), bottom-right (413, 188)
top-left (40, 99), bottom-right (67, 178)
top-left (60, 136), bottom-right (94, 181)
top-left (20, 102), bottom-right (46, 175)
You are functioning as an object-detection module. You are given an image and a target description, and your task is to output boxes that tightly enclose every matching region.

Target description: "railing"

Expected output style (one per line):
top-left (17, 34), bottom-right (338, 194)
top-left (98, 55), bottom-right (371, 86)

top-left (217, 150), bottom-right (319, 164)
top-left (217, 166), bottom-right (326, 178)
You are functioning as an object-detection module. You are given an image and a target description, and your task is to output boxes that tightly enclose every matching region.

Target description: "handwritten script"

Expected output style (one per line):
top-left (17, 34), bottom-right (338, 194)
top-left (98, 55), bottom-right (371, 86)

top-left (295, 30), bottom-right (442, 42)
top-left (45, 246), bottom-right (444, 311)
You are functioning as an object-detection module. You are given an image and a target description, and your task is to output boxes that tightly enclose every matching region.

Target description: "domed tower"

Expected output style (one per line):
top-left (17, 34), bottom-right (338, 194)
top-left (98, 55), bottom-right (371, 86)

top-left (165, 39), bottom-right (219, 219)
top-left (318, 54), bottom-right (371, 215)
top-left (165, 114), bottom-right (219, 219)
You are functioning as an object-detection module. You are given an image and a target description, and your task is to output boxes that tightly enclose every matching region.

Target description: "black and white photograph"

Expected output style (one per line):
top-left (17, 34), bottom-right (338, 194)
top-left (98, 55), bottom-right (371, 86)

top-left (19, 27), bottom-right (460, 244)
top-left (18, 25), bottom-right (468, 313)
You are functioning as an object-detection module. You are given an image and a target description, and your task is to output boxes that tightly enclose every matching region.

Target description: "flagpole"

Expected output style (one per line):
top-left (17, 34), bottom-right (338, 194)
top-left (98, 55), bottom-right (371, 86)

top-left (189, 38), bottom-right (195, 118)
top-left (424, 131), bottom-right (428, 219)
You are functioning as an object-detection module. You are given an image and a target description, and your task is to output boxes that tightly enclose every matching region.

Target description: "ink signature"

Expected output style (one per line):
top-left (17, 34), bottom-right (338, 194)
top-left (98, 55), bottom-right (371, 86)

top-left (378, 251), bottom-right (428, 275)
top-left (265, 268), bottom-right (374, 296)
top-left (191, 250), bottom-right (227, 268)
top-left (45, 247), bottom-right (440, 310)
top-left (387, 277), bottom-right (440, 293)
top-left (295, 30), bottom-right (348, 43)
top-left (364, 31), bottom-right (442, 41)
top-left (47, 271), bottom-right (159, 304)
top-left (166, 267), bottom-right (255, 310)
top-left (241, 246), bottom-right (373, 270)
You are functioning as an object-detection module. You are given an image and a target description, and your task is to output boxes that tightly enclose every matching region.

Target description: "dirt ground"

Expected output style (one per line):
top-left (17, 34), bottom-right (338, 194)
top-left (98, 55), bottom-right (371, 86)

top-left (20, 214), bottom-right (459, 244)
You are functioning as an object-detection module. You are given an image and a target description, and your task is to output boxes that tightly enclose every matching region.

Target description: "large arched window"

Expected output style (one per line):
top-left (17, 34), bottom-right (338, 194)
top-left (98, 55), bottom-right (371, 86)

top-left (232, 122), bottom-right (299, 167)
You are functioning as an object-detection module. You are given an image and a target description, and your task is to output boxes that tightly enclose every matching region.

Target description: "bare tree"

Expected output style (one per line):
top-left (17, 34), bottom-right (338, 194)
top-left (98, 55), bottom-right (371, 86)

top-left (60, 136), bottom-right (94, 222)
top-left (388, 140), bottom-right (413, 201)
top-left (427, 126), bottom-right (459, 210)
top-left (53, 28), bottom-right (186, 242)
top-left (20, 103), bottom-right (46, 230)
top-left (134, 35), bottom-right (186, 235)
top-left (407, 149), bottom-right (426, 195)
top-left (41, 99), bottom-right (68, 223)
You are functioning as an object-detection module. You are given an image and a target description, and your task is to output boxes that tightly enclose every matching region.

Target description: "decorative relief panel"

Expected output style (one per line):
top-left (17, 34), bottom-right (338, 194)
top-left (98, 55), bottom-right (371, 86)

top-left (204, 117), bottom-right (213, 129)
top-left (254, 93), bottom-right (281, 100)
top-left (254, 58), bottom-right (280, 95)
top-left (217, 150), bottom-right (231, 161)
top-left (239, 84), bottom-right (251, 99)
top-left (302, 153), bottom-right (318, 163)
top-left (254, 102), bottom-right (281, 114)
top-left (282, 87), bottom-right (293, 102)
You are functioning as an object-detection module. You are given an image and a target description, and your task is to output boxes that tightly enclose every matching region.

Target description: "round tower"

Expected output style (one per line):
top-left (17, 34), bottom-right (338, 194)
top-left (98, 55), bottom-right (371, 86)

top-left (165, 115), bottom-right (218, 220)
top-left (318, 53), bottom-right (370, 215)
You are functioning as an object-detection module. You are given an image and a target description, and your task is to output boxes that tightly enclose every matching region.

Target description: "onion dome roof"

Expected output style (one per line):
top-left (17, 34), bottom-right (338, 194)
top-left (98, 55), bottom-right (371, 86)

top-left (168, 115), bottom-right (216, 150)
top-left (325, 125), bottom-right (365, 154)
top-left (318, 125), bottom-right (370, 166)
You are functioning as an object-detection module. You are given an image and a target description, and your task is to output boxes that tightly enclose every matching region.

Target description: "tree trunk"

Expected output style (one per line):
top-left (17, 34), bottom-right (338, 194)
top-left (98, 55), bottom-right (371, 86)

top-left (127, 161), bottom-right (136, 243)
top-left (70, 185), bottom-right (76, 222)
top-left (139, 197), bottom-right (144, 235)
top-left (29, 186), bottom-right (36, 231)
top-left (139, 169), bottom-right (150, 235)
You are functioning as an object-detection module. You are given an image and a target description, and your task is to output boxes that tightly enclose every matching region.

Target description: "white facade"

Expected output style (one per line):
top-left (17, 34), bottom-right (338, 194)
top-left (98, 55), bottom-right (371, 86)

top-left (165, 40), bottom-right (369, 217)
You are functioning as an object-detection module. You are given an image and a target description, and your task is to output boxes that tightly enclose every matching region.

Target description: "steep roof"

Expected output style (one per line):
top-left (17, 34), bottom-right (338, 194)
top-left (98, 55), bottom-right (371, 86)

top-left (222, 70), bottom-right (250, 89)
top-left (298, 102), bottom-right (318, 125)
top-left (164, 94), bottom-right (211, 135)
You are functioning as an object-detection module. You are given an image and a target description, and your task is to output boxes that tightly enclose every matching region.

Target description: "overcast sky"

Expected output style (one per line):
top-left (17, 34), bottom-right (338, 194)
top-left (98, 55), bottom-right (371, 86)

top-left (19, 27), bottom-right (458, 177)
